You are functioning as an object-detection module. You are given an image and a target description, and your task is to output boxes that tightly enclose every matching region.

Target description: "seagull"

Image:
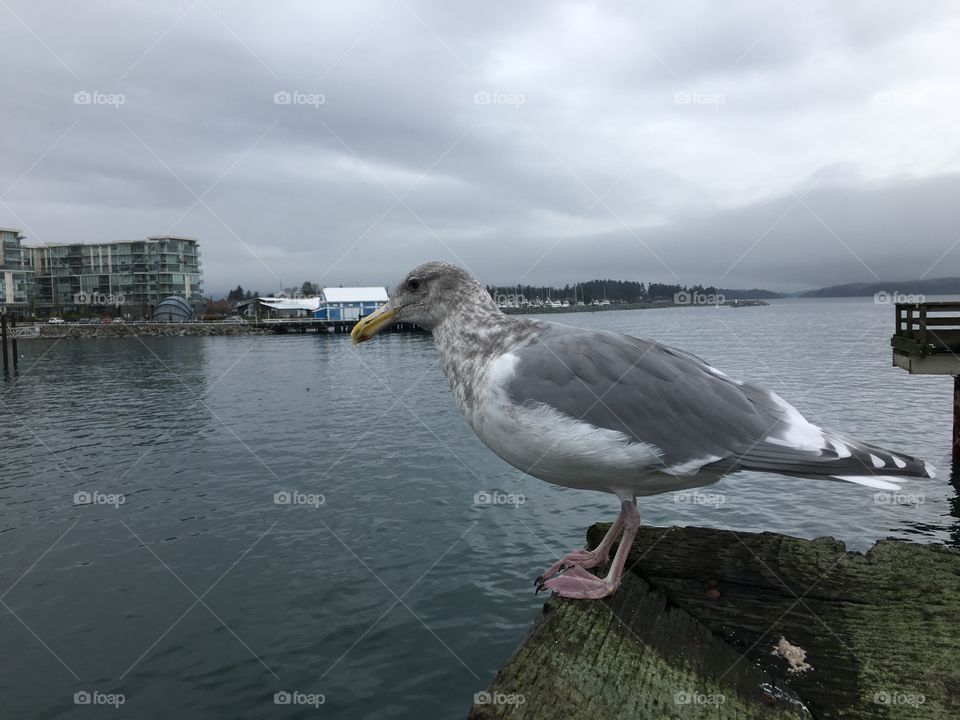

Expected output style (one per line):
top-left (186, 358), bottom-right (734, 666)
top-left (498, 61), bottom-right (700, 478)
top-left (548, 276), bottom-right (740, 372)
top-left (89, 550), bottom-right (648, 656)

top-left (351, 262), bottom-right (935, 600)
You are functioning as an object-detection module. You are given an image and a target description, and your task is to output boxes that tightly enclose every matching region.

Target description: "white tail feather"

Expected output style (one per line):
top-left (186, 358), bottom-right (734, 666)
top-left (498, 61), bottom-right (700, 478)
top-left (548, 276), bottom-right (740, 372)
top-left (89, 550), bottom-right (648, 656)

top-left (831, 475), bottom-right (903, 491)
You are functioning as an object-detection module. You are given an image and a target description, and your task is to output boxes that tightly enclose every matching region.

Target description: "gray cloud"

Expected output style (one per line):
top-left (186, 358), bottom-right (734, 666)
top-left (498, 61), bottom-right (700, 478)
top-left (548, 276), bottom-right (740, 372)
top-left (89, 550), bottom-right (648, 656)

top-left (1, 0), bottom-right (959, 295)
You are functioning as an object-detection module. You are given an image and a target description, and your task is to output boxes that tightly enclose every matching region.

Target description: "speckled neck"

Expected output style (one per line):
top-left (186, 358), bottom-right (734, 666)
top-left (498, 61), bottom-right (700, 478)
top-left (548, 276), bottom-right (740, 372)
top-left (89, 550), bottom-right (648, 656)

top-left (431, 298), bottom-right (544, 414)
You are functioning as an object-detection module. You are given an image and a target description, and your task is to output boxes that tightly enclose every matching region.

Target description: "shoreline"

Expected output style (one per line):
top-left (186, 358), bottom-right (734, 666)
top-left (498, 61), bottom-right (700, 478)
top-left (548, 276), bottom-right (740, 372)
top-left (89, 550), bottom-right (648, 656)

top-left (28, 323), bottom-right (272, 339)
top-left (12, 301), bottom-right (771, 340)
top-left (503, 299), bottom-right (769, 314)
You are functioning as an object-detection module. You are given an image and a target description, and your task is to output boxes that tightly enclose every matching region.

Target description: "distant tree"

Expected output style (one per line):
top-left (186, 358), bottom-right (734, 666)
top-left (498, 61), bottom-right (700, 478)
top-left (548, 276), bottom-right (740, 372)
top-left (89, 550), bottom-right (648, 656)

top-left (205, 298), bottom-right (231, 318)
top-left (227, 285), bottom-right (245, 303)
top-left (301, 281), bottom-right (318, 297)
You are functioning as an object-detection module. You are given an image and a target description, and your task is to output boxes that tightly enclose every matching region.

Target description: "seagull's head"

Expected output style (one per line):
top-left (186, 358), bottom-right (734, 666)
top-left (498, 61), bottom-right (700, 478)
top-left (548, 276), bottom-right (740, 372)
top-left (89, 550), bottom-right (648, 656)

top-left (351, 261), bottom-right (492, 344)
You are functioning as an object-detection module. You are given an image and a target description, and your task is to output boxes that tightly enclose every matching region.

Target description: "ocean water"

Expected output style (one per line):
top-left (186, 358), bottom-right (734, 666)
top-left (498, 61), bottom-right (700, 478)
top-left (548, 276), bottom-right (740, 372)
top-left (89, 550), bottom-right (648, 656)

top-left (1, 299), bottom-right (956, 718)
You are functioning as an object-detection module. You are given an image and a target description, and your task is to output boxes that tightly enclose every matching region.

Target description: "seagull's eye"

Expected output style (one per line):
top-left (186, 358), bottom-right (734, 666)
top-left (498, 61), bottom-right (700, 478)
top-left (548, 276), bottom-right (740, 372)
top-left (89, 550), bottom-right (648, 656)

top-left (407, 277), bottom-right (422, 291)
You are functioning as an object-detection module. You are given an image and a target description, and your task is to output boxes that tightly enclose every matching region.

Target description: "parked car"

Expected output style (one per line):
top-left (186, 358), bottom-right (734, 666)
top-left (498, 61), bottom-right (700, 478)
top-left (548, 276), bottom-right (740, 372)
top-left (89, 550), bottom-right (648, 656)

top-left (47, 317), bottom-right (65, 324)
top-left (99, 317), bottom-right (113, 324)
top-left (77, 318), bottom-right (93, 325)
top-left (223, 316), bottom-right (248, 325)
top-left (111, 318), bottom-right (125, 324)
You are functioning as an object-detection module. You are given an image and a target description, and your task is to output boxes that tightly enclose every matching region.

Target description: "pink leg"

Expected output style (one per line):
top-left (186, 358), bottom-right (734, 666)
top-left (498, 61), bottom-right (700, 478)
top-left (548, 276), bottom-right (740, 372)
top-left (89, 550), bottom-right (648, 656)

top-left (535, 508), bottom-right (625, 587)
top-left (539, 499), bottom-right (640, 600)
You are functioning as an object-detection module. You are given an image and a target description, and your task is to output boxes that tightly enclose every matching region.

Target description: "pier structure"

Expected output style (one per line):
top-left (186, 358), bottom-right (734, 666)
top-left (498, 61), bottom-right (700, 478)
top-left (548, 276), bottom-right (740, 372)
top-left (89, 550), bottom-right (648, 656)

top-left (255, 317), bottom-right (418, 335)
top-left (890, 300), bottom-right (960, 461)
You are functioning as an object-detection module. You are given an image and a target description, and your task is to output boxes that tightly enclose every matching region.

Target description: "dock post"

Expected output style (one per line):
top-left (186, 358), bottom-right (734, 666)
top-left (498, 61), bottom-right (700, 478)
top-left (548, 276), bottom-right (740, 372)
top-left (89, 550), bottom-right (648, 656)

top-left (10, 317), bottom-right (16, 369)
top-left (0, 308), bottom-right (7, 373)
top-left (954, 375), bottom-right (960, 465)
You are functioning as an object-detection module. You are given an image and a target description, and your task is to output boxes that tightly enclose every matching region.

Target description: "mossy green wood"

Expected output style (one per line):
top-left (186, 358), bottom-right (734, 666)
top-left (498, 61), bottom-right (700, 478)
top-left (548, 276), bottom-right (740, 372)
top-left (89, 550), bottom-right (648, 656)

top-left (469, 525), bottom-right (960, 719)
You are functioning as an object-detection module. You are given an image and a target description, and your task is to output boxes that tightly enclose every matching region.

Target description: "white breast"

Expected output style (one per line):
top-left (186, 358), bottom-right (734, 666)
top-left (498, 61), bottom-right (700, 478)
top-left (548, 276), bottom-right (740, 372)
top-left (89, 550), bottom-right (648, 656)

top-left (465, 352), bottom-right (664, 492)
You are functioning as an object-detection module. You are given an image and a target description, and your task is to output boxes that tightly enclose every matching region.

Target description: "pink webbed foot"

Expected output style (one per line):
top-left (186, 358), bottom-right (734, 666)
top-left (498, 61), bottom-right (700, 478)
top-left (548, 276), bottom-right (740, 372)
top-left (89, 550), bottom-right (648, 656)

top-left (534, 547), bottom-right (609, 587)
top-left (536, 497), bottom-right (640, 601)
top-left (534, 509), bottom-right (626, 587)
top-left (538, 565), bottom-right (621, 600)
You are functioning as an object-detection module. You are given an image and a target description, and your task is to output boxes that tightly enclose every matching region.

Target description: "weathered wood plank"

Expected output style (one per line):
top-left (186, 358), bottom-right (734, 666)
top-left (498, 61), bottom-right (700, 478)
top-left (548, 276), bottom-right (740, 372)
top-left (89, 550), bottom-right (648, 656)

top-left (469, 525), bottom-right (960, 720)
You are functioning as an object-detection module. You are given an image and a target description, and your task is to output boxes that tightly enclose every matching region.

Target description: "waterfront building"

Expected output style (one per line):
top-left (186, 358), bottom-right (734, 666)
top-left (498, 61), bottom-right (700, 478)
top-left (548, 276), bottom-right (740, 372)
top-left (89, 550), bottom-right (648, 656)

top-left (0, 227), bottom-right (33, 315)
top-left (237, 287), bottom-right (388, 321)
top-left (313, 287), bottom-right (388, 321)
top-left (152, 296), bottom-right (194, 322)
top-left (235, 296), bottom-right (321, 319)
top-left (27, 236), bottom-right (204, 318)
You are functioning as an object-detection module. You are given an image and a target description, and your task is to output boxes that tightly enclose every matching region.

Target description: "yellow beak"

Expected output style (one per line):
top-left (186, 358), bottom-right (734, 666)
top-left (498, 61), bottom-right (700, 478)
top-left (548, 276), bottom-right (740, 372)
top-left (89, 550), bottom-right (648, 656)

top-left (351, 304), bottom-right (397, 345)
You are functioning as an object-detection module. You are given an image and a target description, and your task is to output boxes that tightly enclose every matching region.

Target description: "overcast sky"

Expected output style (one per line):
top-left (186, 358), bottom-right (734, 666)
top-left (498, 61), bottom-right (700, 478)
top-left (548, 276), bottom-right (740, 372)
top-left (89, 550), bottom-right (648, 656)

top-left (1, 1), bottom-right (959, 295)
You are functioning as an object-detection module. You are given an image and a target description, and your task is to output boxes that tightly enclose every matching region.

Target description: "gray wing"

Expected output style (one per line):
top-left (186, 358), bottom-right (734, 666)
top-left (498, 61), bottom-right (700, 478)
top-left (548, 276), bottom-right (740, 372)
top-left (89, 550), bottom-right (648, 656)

top-left (505, 325), bottom-right (932, 479)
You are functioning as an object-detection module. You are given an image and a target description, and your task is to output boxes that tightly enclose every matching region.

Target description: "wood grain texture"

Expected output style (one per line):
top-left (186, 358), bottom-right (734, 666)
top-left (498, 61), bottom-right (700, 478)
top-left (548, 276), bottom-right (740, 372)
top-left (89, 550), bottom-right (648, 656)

top-left (469, 525), bottom-right (960, 719)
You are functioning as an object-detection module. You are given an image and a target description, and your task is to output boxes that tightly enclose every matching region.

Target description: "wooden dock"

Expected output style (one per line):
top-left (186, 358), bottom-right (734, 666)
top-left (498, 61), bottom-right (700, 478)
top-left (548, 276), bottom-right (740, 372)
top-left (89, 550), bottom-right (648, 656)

top-left (890, 300), bottom-right (960, 460)
top-left (891, 300), bottom-right (960, 374)
top-left (470, 524), bottom-right (960, 719)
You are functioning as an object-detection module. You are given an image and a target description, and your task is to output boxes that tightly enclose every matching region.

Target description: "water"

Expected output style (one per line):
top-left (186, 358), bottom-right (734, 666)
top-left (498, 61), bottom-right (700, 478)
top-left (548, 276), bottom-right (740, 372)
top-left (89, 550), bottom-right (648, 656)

top-left (1, 299), bottom-right (956, 719)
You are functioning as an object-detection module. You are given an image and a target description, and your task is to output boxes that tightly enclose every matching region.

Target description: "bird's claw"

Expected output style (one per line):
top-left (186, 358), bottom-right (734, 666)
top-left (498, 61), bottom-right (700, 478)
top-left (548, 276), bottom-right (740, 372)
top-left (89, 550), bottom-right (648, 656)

top-left (534, 561), bottom-right (578, 593)
top-left (539, 565), bottom-right (620, 600)
top-left (535, 548), bottom-right (609, 590)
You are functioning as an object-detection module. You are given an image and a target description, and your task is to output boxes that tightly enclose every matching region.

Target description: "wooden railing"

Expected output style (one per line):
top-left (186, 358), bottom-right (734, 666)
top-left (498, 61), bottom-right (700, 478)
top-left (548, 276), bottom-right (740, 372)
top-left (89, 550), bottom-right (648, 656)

top-left (893, 301), bottom-right (960, 356)
top-left (8, 325), bottom-right (40, 339)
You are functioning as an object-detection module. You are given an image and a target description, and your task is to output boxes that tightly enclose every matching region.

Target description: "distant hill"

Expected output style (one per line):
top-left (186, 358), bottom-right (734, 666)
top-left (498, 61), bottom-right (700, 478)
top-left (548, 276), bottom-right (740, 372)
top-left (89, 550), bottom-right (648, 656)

top-left (799, 277), bottom-right (960, 298)
top-left (716, 287), bottom-right (785, 300)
